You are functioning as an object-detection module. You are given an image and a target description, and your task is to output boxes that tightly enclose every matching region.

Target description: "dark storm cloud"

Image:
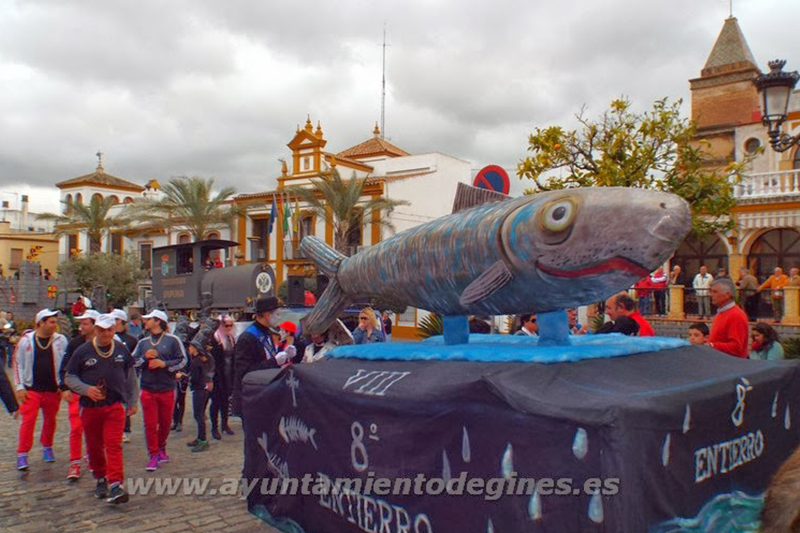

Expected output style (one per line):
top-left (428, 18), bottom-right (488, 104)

top-left (0, 0), bottom-right (796, 207)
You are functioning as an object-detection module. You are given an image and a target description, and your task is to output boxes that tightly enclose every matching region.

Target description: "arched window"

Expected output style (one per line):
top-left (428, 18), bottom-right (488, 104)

top-left (206, 231), bottom-right (220, 241)
top-left (109, 195), bottom-right (120, 204)
top-left (75, 193), bottom-right (83, 204)
top-left (748, 229), bottom-right (800, 279)
top-left (177, 233), bottom-right (191, 244)
top-left (793, 146), bottom-right (800, 170)
top-left (672, 234), bottom-right (729, 280)
top-left (64, 194), bottom-right (72, 214)
top-left (91, 193), bottom-right (103, 203)
top-left (123, 197), bottom-right (134, 204)
top-left (672, 234), bottom-right (729, 316)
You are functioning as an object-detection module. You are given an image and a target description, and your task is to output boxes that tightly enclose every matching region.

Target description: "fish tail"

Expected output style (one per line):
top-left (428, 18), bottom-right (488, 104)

top-left (300, 236), bottom-right (345, 277)
top-left (299, 236), bottom-right (349, 334)
top-left (301, 277), bottom-right (349, 334)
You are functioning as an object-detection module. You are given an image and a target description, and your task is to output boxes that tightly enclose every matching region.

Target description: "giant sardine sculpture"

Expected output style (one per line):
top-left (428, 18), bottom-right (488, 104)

top-left (301, 187), bottom-right (691, 337)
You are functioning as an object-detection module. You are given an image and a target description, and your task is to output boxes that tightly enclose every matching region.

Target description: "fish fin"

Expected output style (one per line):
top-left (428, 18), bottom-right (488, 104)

top-left (300, 277), bottom-right (350, 335)
top-left (300, 236), bottom-right (345, 277)
top-left (451, 182), bottom-right (510, 213)
top-left (459, 261), bottom-right (513, 306)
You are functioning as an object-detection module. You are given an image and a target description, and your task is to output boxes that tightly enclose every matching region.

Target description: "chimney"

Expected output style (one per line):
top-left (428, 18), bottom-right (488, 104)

top-left (21, 195), bottom-right (28, 229)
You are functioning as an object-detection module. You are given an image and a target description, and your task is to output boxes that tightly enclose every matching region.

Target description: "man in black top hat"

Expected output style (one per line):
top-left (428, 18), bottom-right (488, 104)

top-left (186, 317), bottom-right (218, 453)
top-left (233, 296), bottom-right (294, 418)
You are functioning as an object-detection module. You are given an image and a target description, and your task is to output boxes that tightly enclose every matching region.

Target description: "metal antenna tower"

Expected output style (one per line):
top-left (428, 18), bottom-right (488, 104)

top-left (381, 23), bottom-right (387, 139)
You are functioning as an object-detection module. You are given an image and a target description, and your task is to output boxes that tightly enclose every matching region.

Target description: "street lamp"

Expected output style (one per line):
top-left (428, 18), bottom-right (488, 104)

top-left (753, 60), bottom-right (800, 152)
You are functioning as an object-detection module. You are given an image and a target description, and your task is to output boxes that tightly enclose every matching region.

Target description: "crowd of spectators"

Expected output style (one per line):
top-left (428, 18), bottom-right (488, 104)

top-left (631, 264), bottom-right (800, 323)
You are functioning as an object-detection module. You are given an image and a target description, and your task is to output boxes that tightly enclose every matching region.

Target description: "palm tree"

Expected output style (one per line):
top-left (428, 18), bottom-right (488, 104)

top-left (37, 196), bottom-right (130, 253)
top-left (132, 176), bottom-right (239, 241)
top-left (289, 169), bottom-right (409, 254)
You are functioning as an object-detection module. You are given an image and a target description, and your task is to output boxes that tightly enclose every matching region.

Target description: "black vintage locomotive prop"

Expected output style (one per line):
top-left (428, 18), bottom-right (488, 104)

top-left (152, 239), bottom-right (275, 317)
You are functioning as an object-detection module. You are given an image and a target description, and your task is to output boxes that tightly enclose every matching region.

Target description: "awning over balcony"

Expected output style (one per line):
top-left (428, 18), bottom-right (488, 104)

top-left (737, 210), bottom-right (800, 229)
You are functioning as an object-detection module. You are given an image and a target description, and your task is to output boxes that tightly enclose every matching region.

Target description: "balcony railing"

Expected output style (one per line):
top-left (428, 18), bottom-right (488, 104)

top-left (735, 169), bottom-right (800, 200)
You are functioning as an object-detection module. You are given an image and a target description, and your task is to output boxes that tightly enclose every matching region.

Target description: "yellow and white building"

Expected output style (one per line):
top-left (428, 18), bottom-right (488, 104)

top-left (235, 118), bottom-right (471, 339)
top-left (673, 17), bottom-right (800, 284)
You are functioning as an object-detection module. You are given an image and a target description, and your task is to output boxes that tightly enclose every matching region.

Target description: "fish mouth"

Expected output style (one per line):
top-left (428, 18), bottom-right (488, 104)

top-left (537, 256), bottom-right (650, 279)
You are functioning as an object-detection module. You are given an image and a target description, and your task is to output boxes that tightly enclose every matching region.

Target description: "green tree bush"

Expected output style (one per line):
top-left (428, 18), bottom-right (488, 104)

top-left (517, 98), bottom-right (755, 236)
top-left (58, 252), bottom-right (146, 310)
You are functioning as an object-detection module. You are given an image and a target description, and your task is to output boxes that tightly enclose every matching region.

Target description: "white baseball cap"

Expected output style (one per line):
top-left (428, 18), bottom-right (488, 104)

top-left (35, 309), bottom-right (59, 324)
top-left (111, 309), bottom-right (128, 322)
top-left (142, 310), bottom-right (168, 323)
top-left (75, 310), bottom-right (100, 322)
top-left (94, 313), bottom-right (116, 330)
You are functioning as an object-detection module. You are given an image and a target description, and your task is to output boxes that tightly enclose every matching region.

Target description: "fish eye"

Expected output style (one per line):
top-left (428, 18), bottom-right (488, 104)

top-left (542, 199), bottom-right (576, 233)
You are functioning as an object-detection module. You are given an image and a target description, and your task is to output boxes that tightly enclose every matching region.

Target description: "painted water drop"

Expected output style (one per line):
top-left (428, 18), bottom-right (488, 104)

top-left (442, 450), bottom-right (451, 483)
top-left (501, 443), bottom-right (514, 479)
top-left (785, 405), bottom-right (792, 430)
top-left (662, 433), bottom-right (671, 467)
top-left (588, 492), bottom-right (604, 524)
top-left (572, 428), bottom-right (588, 460)
top-left (529, 489), bottom-right (542, 521)
top-left (462, 426), bottom-right (471, 463)
top-left (486, 518), bottom-right (494, 533)
top-left (682, 405), bottom-right (691, 434)
top-left (772, 392), bottom-right (779, 419)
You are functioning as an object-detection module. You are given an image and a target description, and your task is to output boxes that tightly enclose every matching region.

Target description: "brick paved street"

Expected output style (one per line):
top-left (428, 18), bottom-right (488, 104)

top-left (0, 368), bottom-right (278, 533)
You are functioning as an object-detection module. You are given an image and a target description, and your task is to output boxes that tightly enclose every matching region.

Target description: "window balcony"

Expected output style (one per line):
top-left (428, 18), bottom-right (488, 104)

top-left (735, 169), bottom-right (800, 201)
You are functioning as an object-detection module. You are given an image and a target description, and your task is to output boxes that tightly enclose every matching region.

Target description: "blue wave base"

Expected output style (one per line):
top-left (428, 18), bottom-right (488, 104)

top-left (252, 504), bottom-right (308, 533)
top-left (328, 334), bottom-right (690, 363)
top-left (649, 491), bottom-right (764, 533)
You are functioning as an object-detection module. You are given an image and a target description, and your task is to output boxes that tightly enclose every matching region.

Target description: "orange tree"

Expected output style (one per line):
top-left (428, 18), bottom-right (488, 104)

top-left (516, 98), bottom-right (754, 236)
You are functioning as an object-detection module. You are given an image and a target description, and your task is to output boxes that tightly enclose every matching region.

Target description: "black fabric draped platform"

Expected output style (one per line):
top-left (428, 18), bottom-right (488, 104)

top-left (242, 345), bottom-right (800, 533)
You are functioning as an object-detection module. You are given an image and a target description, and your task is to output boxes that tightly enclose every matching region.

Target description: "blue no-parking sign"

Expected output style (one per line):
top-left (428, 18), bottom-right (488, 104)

top-left (473, 165), bottom-right (510, 194)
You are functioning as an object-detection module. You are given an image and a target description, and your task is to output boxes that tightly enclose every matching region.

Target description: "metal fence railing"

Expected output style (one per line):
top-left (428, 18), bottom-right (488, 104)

top-left (634, 286), bottom-right (788, 321)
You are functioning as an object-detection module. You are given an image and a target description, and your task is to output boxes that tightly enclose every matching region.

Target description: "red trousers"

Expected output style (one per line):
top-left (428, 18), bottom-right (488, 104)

top-left (17, 391), bottom-right (61, 454)
top-left (68, 395), bottom-right (83, 462)
top-left (81, 403), bottom-right (125, 484)
top-left (141, 389), bottom-right (174, 456)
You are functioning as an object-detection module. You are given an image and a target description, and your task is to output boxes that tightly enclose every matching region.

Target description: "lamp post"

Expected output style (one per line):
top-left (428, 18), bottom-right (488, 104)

top-left (753, 60), bottom-right (800, 152)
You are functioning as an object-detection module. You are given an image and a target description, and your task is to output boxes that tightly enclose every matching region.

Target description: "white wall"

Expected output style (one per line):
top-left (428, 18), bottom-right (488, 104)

top-left (735, 123), bottom-right (772, 173)
top-left (383, 153), bottom-right (472, 235)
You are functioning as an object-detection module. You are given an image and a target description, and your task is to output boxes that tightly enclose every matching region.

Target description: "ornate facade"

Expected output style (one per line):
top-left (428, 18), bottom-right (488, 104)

top-left (673, 17), bottom-right (800, 286)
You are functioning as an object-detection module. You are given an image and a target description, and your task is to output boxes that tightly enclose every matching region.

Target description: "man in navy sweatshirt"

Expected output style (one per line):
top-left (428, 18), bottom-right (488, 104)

top-left (65, 313), bottom-right (138, 504)
top-left (132, 310), bottom-right (187, 471)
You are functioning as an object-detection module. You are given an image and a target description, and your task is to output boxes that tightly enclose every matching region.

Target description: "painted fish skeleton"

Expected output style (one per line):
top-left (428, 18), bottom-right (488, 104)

top-left (301, 187), bottom-right (691, 335)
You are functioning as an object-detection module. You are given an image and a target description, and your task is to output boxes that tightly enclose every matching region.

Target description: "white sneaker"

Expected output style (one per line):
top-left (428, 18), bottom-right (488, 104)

top-left (122, 433), bottom-right (131, 443)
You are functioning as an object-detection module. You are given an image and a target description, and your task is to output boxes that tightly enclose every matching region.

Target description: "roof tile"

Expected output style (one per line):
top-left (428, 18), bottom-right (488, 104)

top-left (56, 169), bottom-right (145, 191)
top-left (337, 136), bottom-right (409, 159)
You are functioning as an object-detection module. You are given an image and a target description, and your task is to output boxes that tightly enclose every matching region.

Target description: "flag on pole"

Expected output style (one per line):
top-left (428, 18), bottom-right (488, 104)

top-left (293, 196), bottom-right (301, 235)
top-left (282, 192), bottom-right (293, 258)
top-left (268, 196), bottom-right (277, 234)
top-left (283, 192), bottom-right (292, 239)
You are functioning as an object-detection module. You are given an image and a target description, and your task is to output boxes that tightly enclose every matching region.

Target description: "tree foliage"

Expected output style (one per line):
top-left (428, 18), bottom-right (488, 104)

top-left (416, 313), bottom-right (443, 339)
top-left (288, 169), bottom-right (410, 254)
top-left (132, 176), bottom-right (239, 241)
top-left (58, 252), bottom-right (146, 309)
top-left (37, 196), bottom-right (130, 253)
top-left (517, 98), bottom-right (752, 236)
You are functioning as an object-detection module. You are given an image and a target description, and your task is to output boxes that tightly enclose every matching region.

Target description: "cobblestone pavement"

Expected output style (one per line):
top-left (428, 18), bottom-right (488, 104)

top-left (0, 369), bottom-right (278, 533)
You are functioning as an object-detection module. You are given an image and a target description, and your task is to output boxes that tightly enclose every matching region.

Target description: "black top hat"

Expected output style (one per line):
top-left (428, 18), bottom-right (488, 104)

top-left (190, 317), bottom-right (220, 357)
top-left (255, 296), bottom-right (279, 314)
top-left (173, 315), bottom-right (193, 344)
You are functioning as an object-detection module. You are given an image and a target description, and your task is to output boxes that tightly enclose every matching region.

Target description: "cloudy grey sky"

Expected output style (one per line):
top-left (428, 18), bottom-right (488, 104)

top-left (1, 0), bottom-right (798, 212)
